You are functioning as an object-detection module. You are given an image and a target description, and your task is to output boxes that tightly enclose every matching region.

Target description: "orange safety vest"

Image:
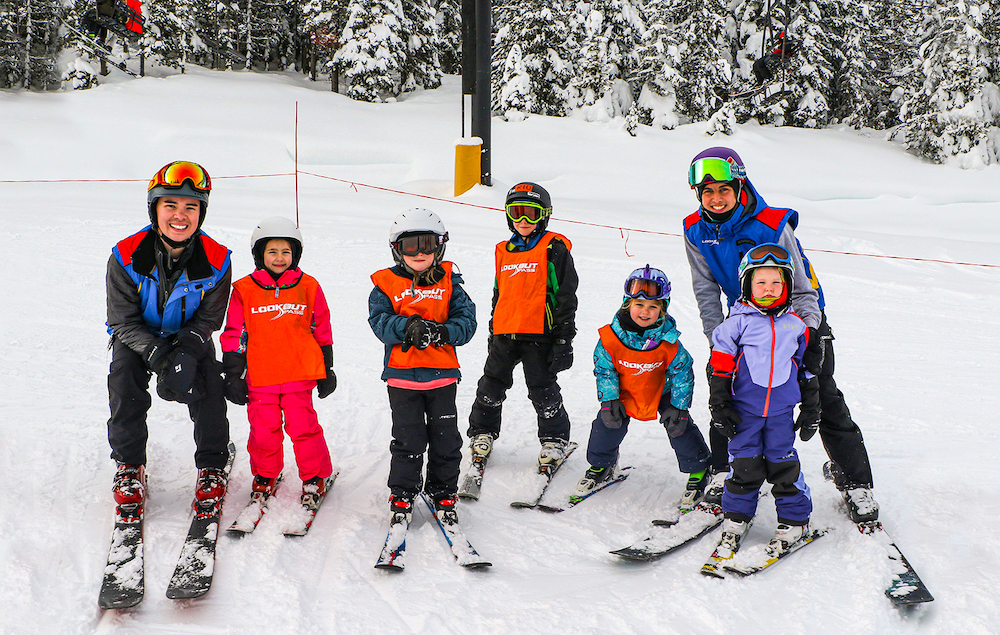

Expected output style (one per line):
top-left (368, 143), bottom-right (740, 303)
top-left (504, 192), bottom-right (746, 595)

top-left (598, 325), bottom-right (679, 421)
top-left (371, 263), bottom-right (459, 370)
top-left (233, 273), bottom-right (325, 387)
top-left (492, 233), bottom-right (571, 335)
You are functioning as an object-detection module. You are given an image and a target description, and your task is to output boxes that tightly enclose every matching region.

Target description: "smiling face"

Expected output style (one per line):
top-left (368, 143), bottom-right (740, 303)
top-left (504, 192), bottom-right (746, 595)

top-left (402, 251), bottom-right (433, 273)
top-left (513, 218), bottom-right (537, 237)
top-left (700, 182), bottom-right (738, 216)
top-left (155, 196), bottom-right (201, 248)
top-left (263, 238), bottom-right (293, 276)
top-left (628, 298), bottom-right (662, 328)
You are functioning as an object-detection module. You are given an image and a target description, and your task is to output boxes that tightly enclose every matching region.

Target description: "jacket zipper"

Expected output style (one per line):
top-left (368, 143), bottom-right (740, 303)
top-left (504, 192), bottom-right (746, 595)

top-left (763, 316), bottom-right (776, 417)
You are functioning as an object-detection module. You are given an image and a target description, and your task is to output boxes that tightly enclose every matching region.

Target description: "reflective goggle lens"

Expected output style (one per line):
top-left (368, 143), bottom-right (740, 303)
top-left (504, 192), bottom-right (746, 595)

top-left (506, 202), bottom-right (548, 224)
top-left (745, 243), bottom-right (791, 265)
top-left (625, 278), bottom-right (664, 299)
top-left (689, 157), bottom-right (737, 188)
top-left (149, 161), bottom-right (212, 193)
top-left (396, 233), bottom-right (440, 256)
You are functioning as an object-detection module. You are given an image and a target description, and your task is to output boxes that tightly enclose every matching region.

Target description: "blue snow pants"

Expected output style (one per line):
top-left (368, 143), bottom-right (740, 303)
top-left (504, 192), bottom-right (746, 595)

top-left (585, 411), bottom-right (710, 473)
top-left (722, 410), bottom-right (812, 525)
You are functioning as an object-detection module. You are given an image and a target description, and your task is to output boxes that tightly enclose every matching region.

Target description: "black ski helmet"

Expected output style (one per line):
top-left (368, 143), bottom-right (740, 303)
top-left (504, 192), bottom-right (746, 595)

top-left (505, 182), bottom-right (552, 235)
top-left (147, 160), bottom-right (211, 230)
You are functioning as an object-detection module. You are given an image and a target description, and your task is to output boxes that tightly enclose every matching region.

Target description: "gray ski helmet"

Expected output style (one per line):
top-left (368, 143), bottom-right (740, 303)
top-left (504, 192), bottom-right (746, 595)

top-left (146, 160), bottom-right (211, 228)
top-left (504, 182), bottom-right (552, 234)
top-left (251, 216), bottom-right (303, 270)
top-left (389, 208), bottom-right (449, 267)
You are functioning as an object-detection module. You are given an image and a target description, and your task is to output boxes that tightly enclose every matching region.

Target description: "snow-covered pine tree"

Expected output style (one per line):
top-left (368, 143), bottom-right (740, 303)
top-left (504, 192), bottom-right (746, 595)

top-left (631, 0), bottom-right (684, 130)
top-left (492, 0), bottom-right (575, 117)
top-left (496, 43), bottom-right (532, 116)
top-left (241, 0), bottom-right (292, 71)
top-left (780, 0), bottom-right (837, 128)
top-left (188, 0), bottom-right (243, 69)
top-left (143, 0), bottom-right (191, 71)
top-left (669, 0), bottom-right (732, 122)
top-left (335, 0), bottom-right (407, 101)
top-left (0, 0), bottom-right (62, 89)
top-left (300, 0), bottom-right (346, 81)
top-left (568, 0), bottom-right (645, 121)
top-left (400, 0), bottom-right (441, 91)
top-left (895, 0), bottom-right (999, 165)
top-left (434, 0), bottom-right (461, 74)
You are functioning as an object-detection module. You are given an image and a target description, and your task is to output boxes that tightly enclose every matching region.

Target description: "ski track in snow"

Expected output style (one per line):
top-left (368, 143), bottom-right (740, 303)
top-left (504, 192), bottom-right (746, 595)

top-left (2, 67), bottom-right (999, 634)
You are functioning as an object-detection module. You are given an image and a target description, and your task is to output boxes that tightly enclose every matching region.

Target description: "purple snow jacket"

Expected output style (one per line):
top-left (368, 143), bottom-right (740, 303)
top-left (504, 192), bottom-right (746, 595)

top-left (711, 301), bottom-right (808, 418)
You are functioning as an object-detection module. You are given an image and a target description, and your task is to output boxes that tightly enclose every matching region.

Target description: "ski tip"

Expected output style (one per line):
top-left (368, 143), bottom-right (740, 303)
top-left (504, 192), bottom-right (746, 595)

top-left (536, 505), bottom-right (564, 513)
top-left (374, 563), bottom-right (404, 572)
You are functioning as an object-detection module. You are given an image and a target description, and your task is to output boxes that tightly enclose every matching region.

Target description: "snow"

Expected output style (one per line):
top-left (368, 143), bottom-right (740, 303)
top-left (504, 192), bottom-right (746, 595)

top-left (2, 66), bottom-right (999, 634)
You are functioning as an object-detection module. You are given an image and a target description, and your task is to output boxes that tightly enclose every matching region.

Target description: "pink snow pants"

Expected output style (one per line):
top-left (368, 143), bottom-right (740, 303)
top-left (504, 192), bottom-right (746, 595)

top-left (247, 389), bottom-right (333, 481)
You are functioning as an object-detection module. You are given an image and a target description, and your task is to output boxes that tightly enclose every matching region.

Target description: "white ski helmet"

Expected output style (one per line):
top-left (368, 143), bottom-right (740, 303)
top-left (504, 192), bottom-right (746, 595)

top-left (389, 208), bottom-right (448, 267)
top-left (251, 216), bottom-right (303, 270)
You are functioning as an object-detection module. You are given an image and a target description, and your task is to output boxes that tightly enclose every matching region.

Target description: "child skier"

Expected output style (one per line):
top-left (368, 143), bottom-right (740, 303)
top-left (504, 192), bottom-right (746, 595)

top-left (704, 243), bottom-right (820, 568)
top-left (368, 209), bottom-right (477, 527)
top-left (221, 217), bottom-right (337, 513)
top-left (579, 265), bottom-right (711, 508)
top-left (464, 182), bottom-right (579, 491)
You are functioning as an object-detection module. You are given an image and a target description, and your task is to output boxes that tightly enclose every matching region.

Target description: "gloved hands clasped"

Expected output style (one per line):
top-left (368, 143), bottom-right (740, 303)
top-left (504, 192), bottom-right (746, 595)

top-left (401, 315), bottom-right (449, 352)
top-left (156, 331), bottom-right (208, 404)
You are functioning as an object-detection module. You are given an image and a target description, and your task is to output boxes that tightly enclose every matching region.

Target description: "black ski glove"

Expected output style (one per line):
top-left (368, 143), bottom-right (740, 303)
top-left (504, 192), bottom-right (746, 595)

top-left (157, 348), bottom-right (202, 403)
top-left (708, 373), bottom-right (741, 438)
top-left (548, 337), bottom-right (573, 374)
top-left (222, 351), bottom-right (249, 406)
top-left (795, 375), bottom-right (822, 441)
top-left (316, 344), bottom-right (337, 399)
top-left (660, 405), bottom-right (692, 438)
top-left (600, 399), bottom-right (628, 429)
top-left (173, 329), bottom-right (209, 361)
top-left (144, 338), bottom-right (173, 374)
top-left (802, 326), bottom-right (827, 376)
top-left (401, 315), bottom-right (449, 352)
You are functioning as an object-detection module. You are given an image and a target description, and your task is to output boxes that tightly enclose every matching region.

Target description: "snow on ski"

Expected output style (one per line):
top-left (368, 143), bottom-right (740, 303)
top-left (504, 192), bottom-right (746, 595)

top-left (419, 493), bottom-right (491, 568)
top-left (457, 458), bottom-right (486, 500)
top-left (98, 501), bottom-right (145, 609)
top-left (723, 527), bottom-right (829, 577)
top-left (611, 501), bottom-right (723, 561)
top-left (283, 472), bottom-right (339, 537)
top-left (537, 466), bottom-right (632, 513)
top-left (374, 514), bottom-right (409, 572)
top-left (226, 474), bottom-right (284, 536)
top-left (510, 442), bottom-right (578, 508)
top-left (165, 443), bottom-right (236, 600)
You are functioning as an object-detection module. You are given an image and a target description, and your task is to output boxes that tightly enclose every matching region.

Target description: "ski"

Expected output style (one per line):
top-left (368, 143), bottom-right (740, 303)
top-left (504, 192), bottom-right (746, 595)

top-left (374, 512), bottom-right (410, 571)
top-left (537, 466), bottom-right (632, 513)
top-left (98, 497), bottom-right (145, 609)
top-left (165, 443), bottom-right (235, 600)
top-left (723, 527), bottom-right (829, 577)
top-left (283, 472), bottom-right (339, 537)
top-left (419, 493), bottom-right (491, 568)
top-left (612, 501), bottom-right (723, 561)
top-left (457, 437), bottom-right (492, 500)
top-left (226, 474), bottom-right (284, 535)
top-left (821, 461), bottom-right (933, 604)
top-left (510, 441), bottom-right (578, 508)
top-left (60, 19), bottom-right (141, 78)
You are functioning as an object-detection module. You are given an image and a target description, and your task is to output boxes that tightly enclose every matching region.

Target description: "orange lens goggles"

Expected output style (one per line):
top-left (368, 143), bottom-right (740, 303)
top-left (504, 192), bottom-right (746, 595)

top-left (148, 161), bottom-right (212, 193)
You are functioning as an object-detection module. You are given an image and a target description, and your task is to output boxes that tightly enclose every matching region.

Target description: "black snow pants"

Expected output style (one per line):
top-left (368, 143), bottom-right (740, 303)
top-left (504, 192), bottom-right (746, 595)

top-left (386, 383), bottom-right (462, 498)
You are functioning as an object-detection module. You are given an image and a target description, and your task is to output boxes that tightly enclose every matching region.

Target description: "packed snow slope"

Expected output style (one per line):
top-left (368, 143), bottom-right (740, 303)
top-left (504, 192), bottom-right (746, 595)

top-left (2, 66), bottom-right (998, 635)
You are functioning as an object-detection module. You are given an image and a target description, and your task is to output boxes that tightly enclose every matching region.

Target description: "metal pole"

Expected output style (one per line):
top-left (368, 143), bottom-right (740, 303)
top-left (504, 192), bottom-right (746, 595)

top-left (472, 0), bottom-right (491, 185)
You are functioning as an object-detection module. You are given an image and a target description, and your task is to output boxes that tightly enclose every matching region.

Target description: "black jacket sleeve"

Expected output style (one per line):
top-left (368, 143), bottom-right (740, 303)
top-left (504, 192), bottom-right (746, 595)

top-left (106, 254), bottom-right (159, 356)
top-left (548, 237), bottom-right (578, 340)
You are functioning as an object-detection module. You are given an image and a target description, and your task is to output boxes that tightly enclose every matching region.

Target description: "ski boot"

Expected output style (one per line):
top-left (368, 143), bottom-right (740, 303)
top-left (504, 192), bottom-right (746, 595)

top-left (701, 468), bottom-right (728, 506)
top-left (766, 522), bottom-right (808, 556)
top-left (301, 476), bottom-right (329, 511)
top-left (679, 469), bottom-right (709, 512)
top-left (576, 463), bottom-right (617, 495)
top-left (538, 438), bottom-right (570, 476)
top-left (194, 466), bottom-right (228, 515)
top-left (388, 492), bottom-right (415, 524)
top-left (431, 493), bottom-right (459, 525)
top-left (250, 474), bottom-right (279, 504)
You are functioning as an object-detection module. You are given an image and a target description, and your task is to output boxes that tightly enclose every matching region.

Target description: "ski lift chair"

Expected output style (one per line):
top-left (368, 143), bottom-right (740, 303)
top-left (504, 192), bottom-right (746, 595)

top-left (89, 0), bottom-right (144, 42)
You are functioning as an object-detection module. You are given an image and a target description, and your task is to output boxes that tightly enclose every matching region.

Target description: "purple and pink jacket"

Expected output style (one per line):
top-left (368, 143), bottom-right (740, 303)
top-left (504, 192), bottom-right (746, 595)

top-left (710, 301), bottom-right (809, 417)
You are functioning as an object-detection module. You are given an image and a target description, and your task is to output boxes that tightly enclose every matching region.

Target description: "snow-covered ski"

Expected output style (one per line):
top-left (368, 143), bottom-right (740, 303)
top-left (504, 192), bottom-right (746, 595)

top-left (510, 441), bottom-right (578, 508)
top-left (700, 531), bottom-right (741, 579)
top-left (283, 472), bottom-right (339, 537)
top-left (420, 493), bottom-right (491, 568)
top-left (723, 526), bottom-right (829, 577)
top-left (98, 493), bottom-right (145, 609)
top-left (611, 501), bottom-right (723, 561)
top-left (374, 512), bottom-right (410, 572)
top-left (537, 466), bottom-right (632, 512)
top-left (822, 461), bottom-right (933, 604)
top-left (60, 19), bottom-right (141, 78)
top-left (226, 474), bottom-right (284, 535)
top-left (165, 443), bottom-right (235, 600)
top-left (458, 455), bottom-right (488, 500)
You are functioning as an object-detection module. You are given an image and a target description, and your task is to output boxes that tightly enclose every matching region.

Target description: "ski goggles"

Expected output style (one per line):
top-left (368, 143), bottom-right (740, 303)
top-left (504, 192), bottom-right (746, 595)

top-left (625, 277), bottom-right (668, 300)
top-left (744, 243), bottom-right (791, 267)
top-left (394, 232), bottom-right (446, 256)
top-left (148, 161), bottom-right (212, 193)
top-left (505, 201), bottom-right (551, 224)
top-left (688, 157), bottom-right (745, 189)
